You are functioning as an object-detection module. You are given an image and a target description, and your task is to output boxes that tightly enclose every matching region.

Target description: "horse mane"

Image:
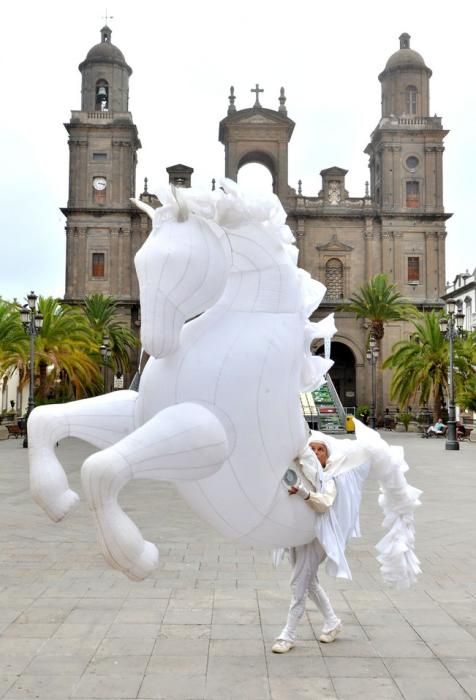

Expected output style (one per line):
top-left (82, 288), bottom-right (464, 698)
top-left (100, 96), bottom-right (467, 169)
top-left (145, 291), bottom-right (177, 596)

top-left (216, 178), bottom-right (296, 261)
top-left (131, 187), bottom-right (217, 227)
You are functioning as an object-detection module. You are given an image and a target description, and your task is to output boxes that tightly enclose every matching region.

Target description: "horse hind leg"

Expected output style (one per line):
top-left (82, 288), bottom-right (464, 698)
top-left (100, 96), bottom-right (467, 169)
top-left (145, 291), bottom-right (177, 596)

top-left (81, 402), bottom-right (229, 581)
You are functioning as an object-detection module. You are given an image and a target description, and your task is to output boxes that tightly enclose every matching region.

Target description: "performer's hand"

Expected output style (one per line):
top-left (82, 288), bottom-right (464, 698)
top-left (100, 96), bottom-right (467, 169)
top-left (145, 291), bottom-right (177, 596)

top-left (288, 483), bottom-right (310, 500)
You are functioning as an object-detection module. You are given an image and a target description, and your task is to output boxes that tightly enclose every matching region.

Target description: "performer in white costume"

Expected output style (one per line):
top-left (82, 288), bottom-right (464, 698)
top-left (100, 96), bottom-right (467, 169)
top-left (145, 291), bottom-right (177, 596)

top-left (272, 439), bottom-right (343, 653)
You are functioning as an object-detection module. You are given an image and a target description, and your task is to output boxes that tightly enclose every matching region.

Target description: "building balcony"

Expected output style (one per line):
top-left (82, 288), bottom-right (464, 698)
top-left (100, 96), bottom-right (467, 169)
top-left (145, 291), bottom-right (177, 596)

top-left (70, 111), bottom-right (133, 124)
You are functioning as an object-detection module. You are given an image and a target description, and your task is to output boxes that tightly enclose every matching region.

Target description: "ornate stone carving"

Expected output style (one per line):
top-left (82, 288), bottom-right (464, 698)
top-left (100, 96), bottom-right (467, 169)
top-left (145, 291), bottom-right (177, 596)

top-left (328, 181), bottom-right (341, 205)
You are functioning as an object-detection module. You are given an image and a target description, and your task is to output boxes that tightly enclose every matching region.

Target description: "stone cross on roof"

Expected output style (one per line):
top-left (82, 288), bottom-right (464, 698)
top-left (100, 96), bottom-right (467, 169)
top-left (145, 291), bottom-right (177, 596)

top-left (251, 83), bottom-right (263, 108)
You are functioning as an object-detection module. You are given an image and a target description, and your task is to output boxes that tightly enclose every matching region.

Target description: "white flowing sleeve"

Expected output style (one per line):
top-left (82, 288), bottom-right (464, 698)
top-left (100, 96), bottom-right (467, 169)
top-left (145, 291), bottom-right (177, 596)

top-left (306, 479), bottom-right (336, 513)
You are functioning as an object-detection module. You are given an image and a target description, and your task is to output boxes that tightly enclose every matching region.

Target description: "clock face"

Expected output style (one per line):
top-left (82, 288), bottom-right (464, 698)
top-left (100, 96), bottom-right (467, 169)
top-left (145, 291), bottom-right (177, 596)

top-left (93, 177), bottom-right (107, 191)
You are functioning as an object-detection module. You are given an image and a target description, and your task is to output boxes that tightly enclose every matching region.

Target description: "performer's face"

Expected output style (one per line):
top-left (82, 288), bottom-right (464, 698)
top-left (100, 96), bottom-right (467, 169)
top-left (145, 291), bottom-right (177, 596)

top-left (310, 442), bottom-right (328, 467)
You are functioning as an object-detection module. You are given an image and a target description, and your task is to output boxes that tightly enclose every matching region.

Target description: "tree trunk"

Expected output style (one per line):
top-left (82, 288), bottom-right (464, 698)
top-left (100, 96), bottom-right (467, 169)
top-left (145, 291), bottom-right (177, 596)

top-left (431, 386), bottom-right (443, 422)
top-left (38, 361), bottom-right (48, 402)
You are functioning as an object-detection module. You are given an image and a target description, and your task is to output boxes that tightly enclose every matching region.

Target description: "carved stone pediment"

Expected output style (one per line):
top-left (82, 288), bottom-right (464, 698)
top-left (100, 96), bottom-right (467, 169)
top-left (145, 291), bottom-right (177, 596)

top-left (233, 113), bottom-right (289, 128)
top-left (316, 234), bottom-right (353, 252)
top-left (320, 166), bottom-right (348, 177)
top-left (240, 114), bottom-right (275, 124)
top-left (219, 108), bottom-right (295, 141)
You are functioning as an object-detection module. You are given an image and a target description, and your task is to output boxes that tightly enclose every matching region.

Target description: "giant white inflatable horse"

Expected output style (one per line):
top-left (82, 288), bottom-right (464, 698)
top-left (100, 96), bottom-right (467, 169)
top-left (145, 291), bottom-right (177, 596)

top-left (28, 181), bottom-right (421, 586)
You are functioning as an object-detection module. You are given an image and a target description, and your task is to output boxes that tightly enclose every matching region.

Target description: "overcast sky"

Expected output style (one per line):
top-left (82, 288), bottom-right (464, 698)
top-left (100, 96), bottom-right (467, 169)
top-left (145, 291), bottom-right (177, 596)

top-left (1, 0), bottom-right (474, 303)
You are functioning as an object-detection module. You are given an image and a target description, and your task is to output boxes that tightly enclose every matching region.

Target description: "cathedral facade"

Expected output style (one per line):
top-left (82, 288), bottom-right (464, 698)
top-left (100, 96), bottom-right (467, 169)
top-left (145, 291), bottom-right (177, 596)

top-left (64, 28), bottom-right (450, 413)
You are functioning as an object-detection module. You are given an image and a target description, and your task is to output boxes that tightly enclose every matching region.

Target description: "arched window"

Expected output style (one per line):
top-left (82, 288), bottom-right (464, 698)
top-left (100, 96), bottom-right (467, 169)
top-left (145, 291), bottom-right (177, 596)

top-left (95, 80), bottom-right (109, 112)
top-left (325, 258), bottom-right (344, 300)
top-left (405, 86), bottom-right (417, 115)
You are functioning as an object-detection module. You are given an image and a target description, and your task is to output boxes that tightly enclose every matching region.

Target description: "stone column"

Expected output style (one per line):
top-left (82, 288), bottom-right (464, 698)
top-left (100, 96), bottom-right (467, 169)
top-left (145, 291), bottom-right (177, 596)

top-left (364, 218), bottom-right (374, 281)
top-left (437, 231), bottom-right (447, 296)
top-left (381, 145), bottom-right (394, 209)
top-left (118, 227), bottom-right (125, 297)
top-left (393, 231), bottom-right (403, 289)
top-left (381, 230), bottom-right (394, 277)
top-left (435, 146), bottom-right (445, 211)
top-left (424, 231), bottom-right (438, 299)
top-left (77, 228), bottom-right (87, 297)
top-left (424, 146), bottom-right (436, 211)
top-left (110, 228), bottom-right (119, 296)
top-left (392, 146), bottom-right (401, 209)
top-left (65, 226), bottom-right (74, 298)
top-left (277, 141), bottom-right (288, 200)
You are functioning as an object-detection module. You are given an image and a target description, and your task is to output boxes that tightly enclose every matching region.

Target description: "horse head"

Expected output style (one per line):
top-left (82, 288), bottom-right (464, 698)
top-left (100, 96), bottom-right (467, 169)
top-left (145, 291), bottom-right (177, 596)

top-left (133, 187), bottom-right (231, 358)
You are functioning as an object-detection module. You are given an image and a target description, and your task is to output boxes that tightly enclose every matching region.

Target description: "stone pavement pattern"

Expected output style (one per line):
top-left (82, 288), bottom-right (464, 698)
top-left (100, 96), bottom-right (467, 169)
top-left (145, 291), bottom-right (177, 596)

top-left (0, 433), bottom-right (475, 699)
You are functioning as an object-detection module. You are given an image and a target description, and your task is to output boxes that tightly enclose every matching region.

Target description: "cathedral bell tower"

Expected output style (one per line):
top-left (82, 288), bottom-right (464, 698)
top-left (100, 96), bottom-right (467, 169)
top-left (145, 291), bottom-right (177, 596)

top-left (366, 33), bottom-right (448, 216)
top-left (365, 34), bottom-right (450, 301)
top-left (63, 25), bottom-right (142, 305)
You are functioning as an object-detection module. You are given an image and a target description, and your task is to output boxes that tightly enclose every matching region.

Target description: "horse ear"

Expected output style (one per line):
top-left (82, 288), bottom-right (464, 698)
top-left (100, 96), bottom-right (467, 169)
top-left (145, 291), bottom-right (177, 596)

top-left (171, 185), bottom-right (189, 222)
top-left (130, 198), bottom-right (155, 220)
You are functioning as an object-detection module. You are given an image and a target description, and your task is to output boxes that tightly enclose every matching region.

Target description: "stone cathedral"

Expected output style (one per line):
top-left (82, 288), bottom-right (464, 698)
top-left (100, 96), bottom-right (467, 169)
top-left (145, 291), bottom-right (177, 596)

top-left (64, 27), bottom-right (449, 413)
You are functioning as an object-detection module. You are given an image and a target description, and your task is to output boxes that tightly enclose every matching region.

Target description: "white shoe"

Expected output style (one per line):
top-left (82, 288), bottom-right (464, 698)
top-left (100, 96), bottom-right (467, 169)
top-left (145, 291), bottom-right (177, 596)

top-left (271, 638), bottom-right (295, 653)
top-left (319, 622), bottom-right (342, 643)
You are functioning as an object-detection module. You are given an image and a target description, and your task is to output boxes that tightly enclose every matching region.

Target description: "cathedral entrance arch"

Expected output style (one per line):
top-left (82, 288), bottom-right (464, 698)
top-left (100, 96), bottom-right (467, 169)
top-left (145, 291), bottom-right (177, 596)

top-left (314, 341), bottom-right (357, 409)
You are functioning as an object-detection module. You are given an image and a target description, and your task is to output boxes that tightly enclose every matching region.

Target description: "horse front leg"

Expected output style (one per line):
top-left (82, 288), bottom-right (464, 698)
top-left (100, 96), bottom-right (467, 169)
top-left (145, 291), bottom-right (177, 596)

top-left (28, 391), bottom-right (139, 522)
top-left (81, 402), bottom-right (229, 581)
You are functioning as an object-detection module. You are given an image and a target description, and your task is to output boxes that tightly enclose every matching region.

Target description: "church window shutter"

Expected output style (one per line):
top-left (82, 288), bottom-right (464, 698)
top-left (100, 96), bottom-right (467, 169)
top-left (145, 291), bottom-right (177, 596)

top-left (92, 253), bottom-right (105, 277)
top-left (406, 181), bottom-right (420, 208)
top-left (407, 256), bottom-right (420, 282)
top-left (325, 258), bottom-right (344, 300)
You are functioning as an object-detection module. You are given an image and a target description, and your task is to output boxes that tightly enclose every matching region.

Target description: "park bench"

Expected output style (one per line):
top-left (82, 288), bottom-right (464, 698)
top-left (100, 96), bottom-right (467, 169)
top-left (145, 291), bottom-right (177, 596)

top-left (6, 424), bottom-right (26, 439)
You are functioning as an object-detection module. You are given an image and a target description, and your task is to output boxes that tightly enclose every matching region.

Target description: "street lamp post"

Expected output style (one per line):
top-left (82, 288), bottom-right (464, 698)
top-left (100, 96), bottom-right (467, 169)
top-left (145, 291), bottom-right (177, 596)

top-left (100, 335), bottom-right (111, 393)
top-left (20, 292), bottom-right (43, 448)
top-left (439, 299), bottom-right (465, 451)
top-left (366, 335), bottom-right (379, 430)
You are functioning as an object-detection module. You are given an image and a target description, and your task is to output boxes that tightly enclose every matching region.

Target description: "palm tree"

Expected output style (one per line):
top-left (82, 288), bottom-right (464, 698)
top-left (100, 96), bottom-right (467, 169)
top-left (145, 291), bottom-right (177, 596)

top-left (83, 294), bottom-right (138, 375)
top-left (0, 299), bottom-right (28, 386)
top-left (34, 297), bottom-right (101, 401)
top-left (382, 310), bottom-right (473, 419)
top-left (337, 273), bottom-right (417, 341)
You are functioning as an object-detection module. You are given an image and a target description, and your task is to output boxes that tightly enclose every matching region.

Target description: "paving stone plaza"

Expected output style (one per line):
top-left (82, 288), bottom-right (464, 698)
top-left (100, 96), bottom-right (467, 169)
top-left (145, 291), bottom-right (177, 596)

top-left (0, 432), bottom-right (475, 699)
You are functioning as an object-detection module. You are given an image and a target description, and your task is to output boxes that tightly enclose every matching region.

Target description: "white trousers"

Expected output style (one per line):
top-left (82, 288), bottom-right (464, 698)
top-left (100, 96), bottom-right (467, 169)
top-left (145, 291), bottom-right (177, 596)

top-left (278, 540), bottom-right (340, 643)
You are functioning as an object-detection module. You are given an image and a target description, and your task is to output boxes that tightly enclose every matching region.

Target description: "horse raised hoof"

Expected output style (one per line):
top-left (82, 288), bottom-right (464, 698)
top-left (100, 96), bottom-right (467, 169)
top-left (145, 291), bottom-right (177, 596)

top-left (32, 487), bottom-right (80, 523)
top-left (81, 448), bottom-right (160, 580)
top-left (124, 541), bottom-right (159, 581)
top-left (88, 502), bottom-right (160, 581)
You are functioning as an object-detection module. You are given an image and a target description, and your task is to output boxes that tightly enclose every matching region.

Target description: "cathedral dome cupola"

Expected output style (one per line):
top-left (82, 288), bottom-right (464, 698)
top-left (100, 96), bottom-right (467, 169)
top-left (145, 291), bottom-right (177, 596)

top-left (382, 33), bottom-right (431, 75)
top-left (79, 25), bottom-right (132, 113)
top-left (379, 34), bottom-right (432, 118)
top-left (80, 26), bottom-right (131, 73)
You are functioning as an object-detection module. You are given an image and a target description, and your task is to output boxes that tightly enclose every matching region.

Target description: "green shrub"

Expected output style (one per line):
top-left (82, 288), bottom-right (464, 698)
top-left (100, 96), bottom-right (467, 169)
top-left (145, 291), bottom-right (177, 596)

top-left (397, 412), bottom-right (412, 432)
